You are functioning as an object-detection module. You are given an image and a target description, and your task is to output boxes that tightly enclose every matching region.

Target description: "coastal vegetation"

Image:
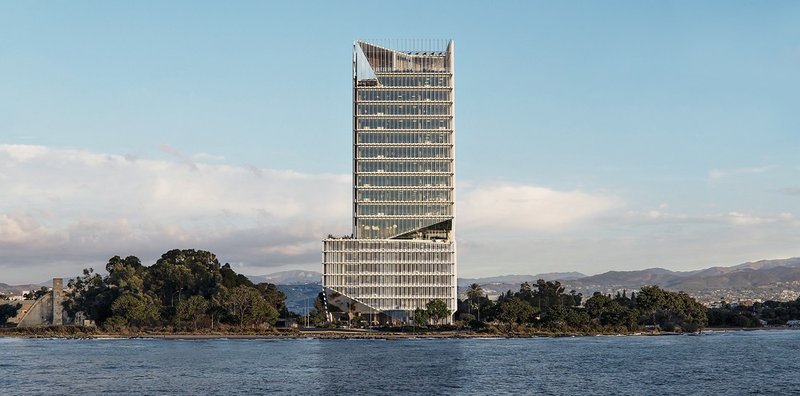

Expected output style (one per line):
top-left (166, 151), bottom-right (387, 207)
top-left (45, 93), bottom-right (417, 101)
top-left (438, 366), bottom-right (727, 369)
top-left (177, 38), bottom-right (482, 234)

top-left (63, 249), bottom-right (288, 331)
top-left (0, 302), bottom-right (21, 326)
top-left (452, 281), bottom-right (708, 333)
top-left (11, 247), bottom-right (800, 336)
top-left (707, 299), bottom-right (800, 328)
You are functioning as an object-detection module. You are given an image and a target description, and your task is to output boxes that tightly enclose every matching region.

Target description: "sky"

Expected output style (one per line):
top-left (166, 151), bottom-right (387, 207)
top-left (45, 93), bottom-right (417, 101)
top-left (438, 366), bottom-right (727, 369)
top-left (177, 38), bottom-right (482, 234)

top-left (2, 1), bottom-right (799, 284)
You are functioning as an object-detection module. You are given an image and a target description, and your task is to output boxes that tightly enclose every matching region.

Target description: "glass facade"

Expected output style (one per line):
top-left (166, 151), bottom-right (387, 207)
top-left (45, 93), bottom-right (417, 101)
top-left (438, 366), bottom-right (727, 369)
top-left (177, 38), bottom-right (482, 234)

top-left (322, 40), bottom-right (456, 323)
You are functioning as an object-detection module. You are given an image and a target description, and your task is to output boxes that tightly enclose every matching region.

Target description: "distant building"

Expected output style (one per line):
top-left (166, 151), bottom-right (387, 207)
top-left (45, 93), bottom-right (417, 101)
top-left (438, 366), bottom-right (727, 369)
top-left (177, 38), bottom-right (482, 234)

top-left (322, 40), bottom-right (457, 323)
top-left (13, 279), bottom-right (67, 327)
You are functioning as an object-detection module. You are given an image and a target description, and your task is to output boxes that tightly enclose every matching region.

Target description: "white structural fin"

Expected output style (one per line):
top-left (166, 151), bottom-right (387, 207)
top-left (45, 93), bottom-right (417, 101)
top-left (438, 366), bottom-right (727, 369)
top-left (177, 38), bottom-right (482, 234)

top-left (354, 41), bottom-right (378, 83)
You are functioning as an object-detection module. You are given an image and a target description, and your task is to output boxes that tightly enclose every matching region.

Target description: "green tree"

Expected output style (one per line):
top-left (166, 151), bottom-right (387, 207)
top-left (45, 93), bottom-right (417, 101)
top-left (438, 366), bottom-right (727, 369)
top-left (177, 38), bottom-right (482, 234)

top-left (466, 283), bottom-right (486, 321)
top-left (145, 249), bottom-right (224, 315)
top-left (207, 291), bottom-right (228, 330)
top-left (106, 255), bottom-right (145, 293)
top-left (599, 301), bottom-right (632, 327)
top-left (309, 292), bottom-right (328, 326)
top-left (545, 305), bottom-right (590, 329)
top-left (636, 285), bottom-right (666, 326)
top-left (110, 293), bottom-right (160, 328)
top-left (223, 285), bottom-right (277, 327)
top-left (24, 287), bottom-right (50, 300)
top-left (177, 295), bottom-right (209, 330)
top-left (466, 283), bottom-right (485, 301)
top-left (425, 299), bottom-right (451, 325)
top-left (248, 297), bottom-right (279, 327)
top-left (64, 268), bottom-right (117, 324)
top-left (584, 293), bottom-right (612, 320)
top-left (0, 303), bottom-right (21, 326)
top-left (255, 283), bottom-right (287, 313)
top-left (499, 297), bottom-right (534, 325)
top-left (413, 307), bottom-right (429, 326)
top-left (220, 263), bottom-right (254, 289)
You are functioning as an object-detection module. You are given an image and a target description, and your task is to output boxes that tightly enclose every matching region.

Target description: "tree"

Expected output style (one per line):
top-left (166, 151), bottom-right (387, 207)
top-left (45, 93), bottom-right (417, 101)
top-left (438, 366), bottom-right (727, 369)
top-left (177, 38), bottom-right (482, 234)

top-left (64, 268), bottom-right (117, 324)
top-left (545, 305), bottom-right (590, 329)
top-left (106, 255), bottom-right (145, 293)
top-left (636, 285), bottom-right (666, 326)
top-left (584, 293), bottom-right (612, 320)
top-left (0, 303), bottom-right (21, 326)
top-left (207, 291), bottom-right (227, 330)
top-left (110, 293), bottom-right (160, 328)
top-left (425, 299), bottom-right (451, 325)
top-left (499, 297), bottom-right (534, 325)
top-left (599, 301), bottom-right (634, 328)
top-left (248, 297), bottom-right (278, 327)
top-left (177, 295), bottom-right (209, 330)
top-left (413, 307), bottom-right (429, 326)
top-left (466, 283), bottom-right (485, 302)
top-left (24, 287), bottom-right (50, 300)
top-left (255, 283), bottom-right (287, 313)
top-left (145, 249), bottom-right (224, 312)
top-left (466, 283), bottom-right (486, 321)
top-left (222, 285), bottom-right (277, 327)
top-left (61, 249), bottom-right (287, 331)
top-left (309, 292), bottom-right (328, 326)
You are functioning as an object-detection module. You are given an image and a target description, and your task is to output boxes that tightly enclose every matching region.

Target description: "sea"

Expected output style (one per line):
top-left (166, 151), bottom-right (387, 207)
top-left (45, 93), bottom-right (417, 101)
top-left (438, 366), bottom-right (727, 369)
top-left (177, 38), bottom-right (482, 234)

top-left (1, 330), bottom-right (798, 395)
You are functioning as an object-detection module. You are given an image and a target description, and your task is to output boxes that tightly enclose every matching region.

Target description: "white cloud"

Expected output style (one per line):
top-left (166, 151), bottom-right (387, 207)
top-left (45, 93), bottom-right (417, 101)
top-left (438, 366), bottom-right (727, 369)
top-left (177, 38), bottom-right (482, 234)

top-left (459, 183), bottom-right (620, 232)
top-left (0, 144), bottom-right (351, 282)
top-left (3, 144), bottom-right (799, 284)
top-left (192, 152), bottom-right (226, 161)
top-left (709, 165), bottom-right (774, 179)
top-left (2, 144), bottom-right (48, 161)
top-left (726, 211), bottom-right (800, 227)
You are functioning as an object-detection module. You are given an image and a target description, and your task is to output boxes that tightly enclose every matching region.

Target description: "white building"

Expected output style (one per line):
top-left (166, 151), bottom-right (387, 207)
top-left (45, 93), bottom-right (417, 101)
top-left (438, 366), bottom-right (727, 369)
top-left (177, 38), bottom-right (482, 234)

top-left (322, 40), bottom-right (457, 323)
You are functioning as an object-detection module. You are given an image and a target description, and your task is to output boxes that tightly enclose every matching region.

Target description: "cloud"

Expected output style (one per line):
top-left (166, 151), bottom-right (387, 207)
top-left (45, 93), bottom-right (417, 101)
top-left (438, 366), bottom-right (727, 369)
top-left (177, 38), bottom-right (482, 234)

top-left (0, 144), bottom-right (351, 282)
top-left (459, 183), bottom-right (620, 232)
top-left (725, 211), bottom-right (800, 227)
top-left (709, 165), bottom-right (774, 179)
top-left (615, 208), bottom-right (800, 228)
top-left (193, 152), bottom-right (226, 162)
top-left (159, 144), bottom-right (198, 170)
top-left (5, 144), bottom-right (798, 284)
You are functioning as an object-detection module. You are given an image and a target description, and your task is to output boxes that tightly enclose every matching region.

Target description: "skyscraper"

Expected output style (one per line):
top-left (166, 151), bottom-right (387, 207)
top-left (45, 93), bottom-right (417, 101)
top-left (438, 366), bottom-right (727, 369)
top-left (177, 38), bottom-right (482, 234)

top-left (322, 40), bottom-right (457, 323)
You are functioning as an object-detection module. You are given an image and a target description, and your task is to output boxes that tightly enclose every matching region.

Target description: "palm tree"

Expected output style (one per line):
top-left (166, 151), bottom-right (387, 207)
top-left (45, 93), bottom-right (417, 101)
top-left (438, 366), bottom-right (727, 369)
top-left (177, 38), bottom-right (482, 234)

top-left (466, 283), bottom-right (485, 321)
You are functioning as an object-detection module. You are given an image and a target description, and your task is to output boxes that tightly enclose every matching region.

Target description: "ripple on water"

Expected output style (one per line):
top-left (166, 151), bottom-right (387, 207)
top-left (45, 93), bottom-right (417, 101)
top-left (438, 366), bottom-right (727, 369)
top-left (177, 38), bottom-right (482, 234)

top-left (1, 331), bottom-right (799, 395)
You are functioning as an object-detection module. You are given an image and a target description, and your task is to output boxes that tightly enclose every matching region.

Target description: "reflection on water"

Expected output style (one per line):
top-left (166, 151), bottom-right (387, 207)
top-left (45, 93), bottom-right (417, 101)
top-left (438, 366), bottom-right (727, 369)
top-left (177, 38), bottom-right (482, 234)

top-left (0, 331), bottom-right (798, 395)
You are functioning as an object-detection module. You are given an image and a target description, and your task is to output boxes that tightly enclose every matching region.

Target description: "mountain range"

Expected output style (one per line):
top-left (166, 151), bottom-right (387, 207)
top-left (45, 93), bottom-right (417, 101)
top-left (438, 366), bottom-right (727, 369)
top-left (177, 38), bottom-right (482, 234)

top-left (248, 270), bottom-right (322, 285)
top-left (5, 257), bottom-right (800, 310)
top-left (565, 257), bottom-right (800, 290)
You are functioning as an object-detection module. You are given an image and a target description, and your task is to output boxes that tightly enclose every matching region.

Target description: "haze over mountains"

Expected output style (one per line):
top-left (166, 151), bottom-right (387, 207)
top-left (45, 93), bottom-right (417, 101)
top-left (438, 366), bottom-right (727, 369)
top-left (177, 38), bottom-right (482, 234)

top-left (248, 270), bottom-right (323, 285)
top-left (246, 257), bottom-right (800, 291)
top-left (566, 258), bottom-right (800, 290)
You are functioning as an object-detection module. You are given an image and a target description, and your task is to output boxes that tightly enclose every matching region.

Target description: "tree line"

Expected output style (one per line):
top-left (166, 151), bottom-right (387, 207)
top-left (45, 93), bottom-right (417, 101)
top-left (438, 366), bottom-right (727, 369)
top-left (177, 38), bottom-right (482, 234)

top-left (64, 249), bottom-right (287, 330)
top-left (708, 299), bottom-right (800, 328)
top-left (455, 280), bottom-right (708, 333)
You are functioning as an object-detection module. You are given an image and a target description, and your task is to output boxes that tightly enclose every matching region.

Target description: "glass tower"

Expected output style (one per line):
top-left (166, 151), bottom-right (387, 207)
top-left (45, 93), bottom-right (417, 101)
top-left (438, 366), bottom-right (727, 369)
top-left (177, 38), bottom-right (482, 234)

top-left (322, 40), bottom-right (457, 323)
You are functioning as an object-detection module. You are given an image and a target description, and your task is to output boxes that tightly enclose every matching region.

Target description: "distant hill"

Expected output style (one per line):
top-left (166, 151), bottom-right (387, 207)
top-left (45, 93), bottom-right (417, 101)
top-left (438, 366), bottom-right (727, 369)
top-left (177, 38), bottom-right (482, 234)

top-left (248, 270), bottom-right (321, 285)
top-left (566, 258), bottom-right (800, 291)
top-left (0, 283), bottom-right (43, 296)
top-left (566, 268), bottom-right (690, 289)
top-left (457, 272), bottom-right (585, 288)
top-left (276, 284), bottom-right (323, 316)
top-left (457, 257), bottom-right (800, 301)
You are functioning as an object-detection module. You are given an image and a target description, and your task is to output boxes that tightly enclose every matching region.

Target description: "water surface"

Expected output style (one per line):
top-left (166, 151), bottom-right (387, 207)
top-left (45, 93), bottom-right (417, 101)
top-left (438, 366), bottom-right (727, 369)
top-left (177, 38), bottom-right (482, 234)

top-left (1, 330), bottom-right (797, 395)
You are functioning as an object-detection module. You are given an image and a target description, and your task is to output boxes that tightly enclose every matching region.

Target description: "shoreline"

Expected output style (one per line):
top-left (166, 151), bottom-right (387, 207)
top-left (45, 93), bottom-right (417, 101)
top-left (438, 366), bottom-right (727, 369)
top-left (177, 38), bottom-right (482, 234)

top-left (2, 326), bottom-right (794, 340)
